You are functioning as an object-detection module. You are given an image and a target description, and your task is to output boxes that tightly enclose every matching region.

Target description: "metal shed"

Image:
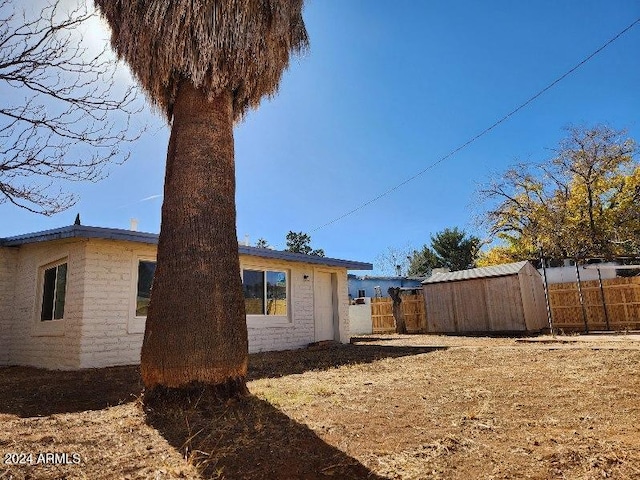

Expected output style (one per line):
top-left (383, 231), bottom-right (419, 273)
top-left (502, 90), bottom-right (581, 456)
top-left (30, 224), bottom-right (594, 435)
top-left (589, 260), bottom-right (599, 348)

top-left (421, 261), bottom-right (548, 333)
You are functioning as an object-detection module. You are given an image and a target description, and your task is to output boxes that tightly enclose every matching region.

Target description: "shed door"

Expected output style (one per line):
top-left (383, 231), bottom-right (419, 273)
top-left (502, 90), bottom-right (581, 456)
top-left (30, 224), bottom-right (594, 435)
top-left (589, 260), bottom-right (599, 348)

top-left (314, 271), bottom-right (336, 342)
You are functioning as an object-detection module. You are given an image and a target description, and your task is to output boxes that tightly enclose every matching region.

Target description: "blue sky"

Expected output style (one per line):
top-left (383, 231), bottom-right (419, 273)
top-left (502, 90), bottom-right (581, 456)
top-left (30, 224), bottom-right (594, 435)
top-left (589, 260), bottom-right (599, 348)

top-left (2, 1), bottom-right (639, 273)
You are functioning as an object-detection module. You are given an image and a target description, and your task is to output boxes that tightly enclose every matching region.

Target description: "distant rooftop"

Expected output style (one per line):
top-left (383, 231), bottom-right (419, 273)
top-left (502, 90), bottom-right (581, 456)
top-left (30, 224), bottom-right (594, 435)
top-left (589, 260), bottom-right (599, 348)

top-left (422, 261), bottom-right (531, 284)
top-left (0, 225), bottom-right (373, 271)
top-left (348, 274), bottom-right (426, 281)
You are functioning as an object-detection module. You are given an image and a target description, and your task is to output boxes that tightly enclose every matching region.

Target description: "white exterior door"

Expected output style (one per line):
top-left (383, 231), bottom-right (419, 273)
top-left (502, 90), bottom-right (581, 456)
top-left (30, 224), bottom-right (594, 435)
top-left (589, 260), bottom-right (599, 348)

top-left (314, 271), bottom-right (336, 342)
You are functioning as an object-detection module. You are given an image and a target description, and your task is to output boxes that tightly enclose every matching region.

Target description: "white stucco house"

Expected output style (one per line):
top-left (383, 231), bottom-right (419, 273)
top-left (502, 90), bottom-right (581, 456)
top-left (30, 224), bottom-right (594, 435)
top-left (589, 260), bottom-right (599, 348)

top-left (0, 224), bottom-right (372, 370)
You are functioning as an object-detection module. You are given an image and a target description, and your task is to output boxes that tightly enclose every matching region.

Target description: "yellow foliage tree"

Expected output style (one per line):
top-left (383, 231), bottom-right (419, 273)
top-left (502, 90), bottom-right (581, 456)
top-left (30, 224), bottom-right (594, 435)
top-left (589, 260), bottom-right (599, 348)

top-left (480, 126), bottom-right (638, 261)
top-left (476, 243), bottom-right (520, 267)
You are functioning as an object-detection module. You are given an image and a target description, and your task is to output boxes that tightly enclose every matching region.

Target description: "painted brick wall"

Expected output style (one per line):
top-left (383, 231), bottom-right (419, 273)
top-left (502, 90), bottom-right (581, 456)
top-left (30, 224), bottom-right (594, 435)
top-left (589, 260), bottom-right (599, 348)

top-left (8, 241), bottom-right (85, 369)
top-left (6, 237), bottom-right (353, 369)
top-left (77, 242), bottom-right (349, 366)
top-left (243, 257), bottom-right (316, 353)
top-left (0, 247), bottom-right (18, 365)
top-left (336, 270), bottom-right (350, 344)
top-left (243, 261), bottom-right (351, 351)
top-left (78, 239), bottom-right (155, 368)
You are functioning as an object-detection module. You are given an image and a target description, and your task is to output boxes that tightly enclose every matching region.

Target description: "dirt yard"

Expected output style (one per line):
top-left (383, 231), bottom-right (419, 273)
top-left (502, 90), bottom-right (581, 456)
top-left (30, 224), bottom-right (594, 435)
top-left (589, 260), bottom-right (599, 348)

top-left (1, 334), bottom-right (640, 479)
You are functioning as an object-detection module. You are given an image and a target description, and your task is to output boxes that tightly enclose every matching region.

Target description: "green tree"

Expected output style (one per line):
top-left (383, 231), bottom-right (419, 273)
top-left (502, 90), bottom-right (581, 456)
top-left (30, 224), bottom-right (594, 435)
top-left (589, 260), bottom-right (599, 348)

top-left (481, 126), bottom-right (639, 261)
top-left (95, 1), bottom-right (308, 401)
top-left (407, 228), bottom-right (481, 274)
top-left (255, 238), bottom-right (270, 249)
top-left (407, 245), bottom-right (440, 276)
top-left (285, 231), bottom-right (324, 256)
top-left (430, 228), bottom-right (481, 271)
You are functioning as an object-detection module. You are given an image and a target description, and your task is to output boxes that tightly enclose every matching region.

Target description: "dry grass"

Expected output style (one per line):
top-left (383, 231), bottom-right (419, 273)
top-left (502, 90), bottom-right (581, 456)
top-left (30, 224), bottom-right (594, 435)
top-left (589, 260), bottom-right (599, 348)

top-left (2, 334), bottom-right (640, 479)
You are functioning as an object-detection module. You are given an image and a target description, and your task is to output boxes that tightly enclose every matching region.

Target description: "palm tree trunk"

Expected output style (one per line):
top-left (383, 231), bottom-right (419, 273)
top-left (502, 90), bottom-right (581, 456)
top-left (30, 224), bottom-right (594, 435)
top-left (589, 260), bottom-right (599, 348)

top-left (141, 81), bottom-right (249, 399)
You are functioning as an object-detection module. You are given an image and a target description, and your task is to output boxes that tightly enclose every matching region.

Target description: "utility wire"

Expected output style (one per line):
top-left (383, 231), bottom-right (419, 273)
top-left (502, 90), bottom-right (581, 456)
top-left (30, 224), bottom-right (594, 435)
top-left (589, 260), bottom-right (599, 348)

top-left (310, 17), bottom-right (640, 233)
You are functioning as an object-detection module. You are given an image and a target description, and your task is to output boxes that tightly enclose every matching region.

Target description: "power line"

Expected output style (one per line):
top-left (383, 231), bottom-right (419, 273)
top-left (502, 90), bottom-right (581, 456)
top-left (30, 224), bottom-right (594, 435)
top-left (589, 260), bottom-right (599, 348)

top-left (310, 17), bottom-right (640, 233)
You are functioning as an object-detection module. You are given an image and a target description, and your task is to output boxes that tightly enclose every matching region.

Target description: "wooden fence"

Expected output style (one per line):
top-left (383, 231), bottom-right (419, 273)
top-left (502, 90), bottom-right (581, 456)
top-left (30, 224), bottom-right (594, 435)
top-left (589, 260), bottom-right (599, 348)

top-left (548, 277), bottom-right (640, 331)
top-left (371, 294), bottom-right (427, 333)
top-left (369, 277), bottom-right (640, 334)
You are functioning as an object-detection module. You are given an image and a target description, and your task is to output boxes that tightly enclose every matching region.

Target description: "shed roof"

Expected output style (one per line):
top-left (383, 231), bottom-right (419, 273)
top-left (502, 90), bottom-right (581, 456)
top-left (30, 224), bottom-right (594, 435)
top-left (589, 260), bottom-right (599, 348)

top-left (0, 225), bottom-right (373, 271)
top-left (422, 261), bottom-right (530, 284)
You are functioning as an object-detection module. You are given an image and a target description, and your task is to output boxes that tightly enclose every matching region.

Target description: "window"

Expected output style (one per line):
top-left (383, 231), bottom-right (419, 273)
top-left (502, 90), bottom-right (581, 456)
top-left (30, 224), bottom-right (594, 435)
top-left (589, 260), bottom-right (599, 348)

top-left (242, 269), bottom-right (288, 316)
top-left (136, 260), bottom-right (156, 317)
top-left (40, 262), bottom-right (67, 321)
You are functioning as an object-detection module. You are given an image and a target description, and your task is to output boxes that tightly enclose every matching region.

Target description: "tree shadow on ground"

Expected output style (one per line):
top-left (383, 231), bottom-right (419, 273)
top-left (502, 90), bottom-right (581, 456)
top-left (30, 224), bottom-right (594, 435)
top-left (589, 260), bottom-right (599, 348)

top-left (0, 343), bottom-right (446, 417)
top-left (146, 394), bottom-right (386, 480)
top-left (248, 344), bottom-right (447, 381)
top-left (0, 365), bottom-right (142, 417)
top-left (350, 336), bottom-right (400, 343)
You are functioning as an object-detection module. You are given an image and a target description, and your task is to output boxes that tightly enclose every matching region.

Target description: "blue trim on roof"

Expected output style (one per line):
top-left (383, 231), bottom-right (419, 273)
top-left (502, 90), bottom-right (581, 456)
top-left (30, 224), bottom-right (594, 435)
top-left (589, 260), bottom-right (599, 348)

top-left (0, 225), bottom-right (158, 246)
top-left (0, 225), bottom-right (372, 271)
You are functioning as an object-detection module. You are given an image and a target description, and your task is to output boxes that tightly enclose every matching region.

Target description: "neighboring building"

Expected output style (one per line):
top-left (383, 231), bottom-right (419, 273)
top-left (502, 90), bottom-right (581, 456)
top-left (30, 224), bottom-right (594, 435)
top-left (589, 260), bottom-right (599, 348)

top-left (422, 261), bottom-right (548, 333)
top-left (538, 259), bottom-right (619, 284)
top-left (0, 225), bottom-right (372, 369)
top-left (348, 275), bottom-right (425, 299)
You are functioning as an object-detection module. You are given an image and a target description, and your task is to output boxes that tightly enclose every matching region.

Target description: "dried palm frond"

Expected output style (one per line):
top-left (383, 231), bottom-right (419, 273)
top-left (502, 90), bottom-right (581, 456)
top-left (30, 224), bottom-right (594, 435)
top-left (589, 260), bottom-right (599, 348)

top-left (95, 0), bottom-right (308, 121)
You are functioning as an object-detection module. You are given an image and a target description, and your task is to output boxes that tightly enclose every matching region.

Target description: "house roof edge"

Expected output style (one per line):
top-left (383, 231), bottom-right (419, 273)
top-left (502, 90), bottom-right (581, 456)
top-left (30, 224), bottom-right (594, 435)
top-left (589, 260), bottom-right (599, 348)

top-left (0, 225), bottom-right (372, 270)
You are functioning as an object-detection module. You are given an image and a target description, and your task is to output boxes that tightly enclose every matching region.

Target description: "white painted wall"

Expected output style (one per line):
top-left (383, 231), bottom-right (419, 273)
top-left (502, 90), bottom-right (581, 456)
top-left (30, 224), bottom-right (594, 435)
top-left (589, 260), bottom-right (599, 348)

top-left (539, 263), bottom-right (618, 284)
top-left (244, 259), bottom-right (350, 350)
top-left (0, 247), bottom-right (18, 366)
top-left (78, 240), bottom-right (154, 368)
top-left (349, 298), bottom-right (372, 335)
top-left (336, 269), bottom-right (350, 344)
top-left (2, 238), bottom-right (352, 369)
top-left (6, 241), bottom-right (85, 369)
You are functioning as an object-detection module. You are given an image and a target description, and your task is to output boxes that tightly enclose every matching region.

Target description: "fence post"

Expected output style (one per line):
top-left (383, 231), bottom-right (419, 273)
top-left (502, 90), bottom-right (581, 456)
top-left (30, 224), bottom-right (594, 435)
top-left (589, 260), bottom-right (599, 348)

top-left (540, 249), bottom-right (554, 334)
top-left (596, 268), bottom-right (611, 331)
top-left (574, 261), bottom-right (589, 333)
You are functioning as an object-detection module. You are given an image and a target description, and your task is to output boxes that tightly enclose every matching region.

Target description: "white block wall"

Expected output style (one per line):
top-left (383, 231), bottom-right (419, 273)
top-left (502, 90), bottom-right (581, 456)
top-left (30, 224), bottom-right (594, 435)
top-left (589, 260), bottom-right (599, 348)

top-left (0, 247), bottom-right (18, 365)
top-left (244, 257), bottom-right (314, 353)
top-left (1, 237), bottom-right (353, 369)
top-left (242, 258), bottom-right (350, 353)
top-left (336, 270), bottom-right (350, 344)
top-left (538, 264), bottom-right (618, 284)
top-left (7, 241), bottom-right (85, 369)
top-left (78, 240), bottom-right (155, 368)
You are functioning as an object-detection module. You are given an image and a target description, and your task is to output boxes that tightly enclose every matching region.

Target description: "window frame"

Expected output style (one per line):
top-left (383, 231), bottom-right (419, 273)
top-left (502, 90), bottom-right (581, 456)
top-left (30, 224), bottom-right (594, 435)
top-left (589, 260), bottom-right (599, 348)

top-left (128, 258), bottom-right (293, 331)
top-left (33, 257), bottom-right (68, 337)
top-left (128, 255), bottom-right (156, 334)
top-left (135, 259), bottom-right (157, 318)
top-left (40, 262), bottom-right (67, 321)
top-left (241, 265), bottom-right (291, 327)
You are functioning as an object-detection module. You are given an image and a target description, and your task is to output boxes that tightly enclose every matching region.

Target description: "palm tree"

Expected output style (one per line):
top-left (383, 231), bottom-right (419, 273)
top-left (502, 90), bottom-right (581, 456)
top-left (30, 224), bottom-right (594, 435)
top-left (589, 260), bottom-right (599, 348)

top-left (95, 1), bottom-right (308, 400)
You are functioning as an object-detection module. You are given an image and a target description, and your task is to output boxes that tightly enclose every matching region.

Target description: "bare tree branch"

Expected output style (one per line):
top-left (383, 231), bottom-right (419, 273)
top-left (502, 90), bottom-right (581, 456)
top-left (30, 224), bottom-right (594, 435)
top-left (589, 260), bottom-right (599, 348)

top-left (0, 0), bottom-right (143, 215)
